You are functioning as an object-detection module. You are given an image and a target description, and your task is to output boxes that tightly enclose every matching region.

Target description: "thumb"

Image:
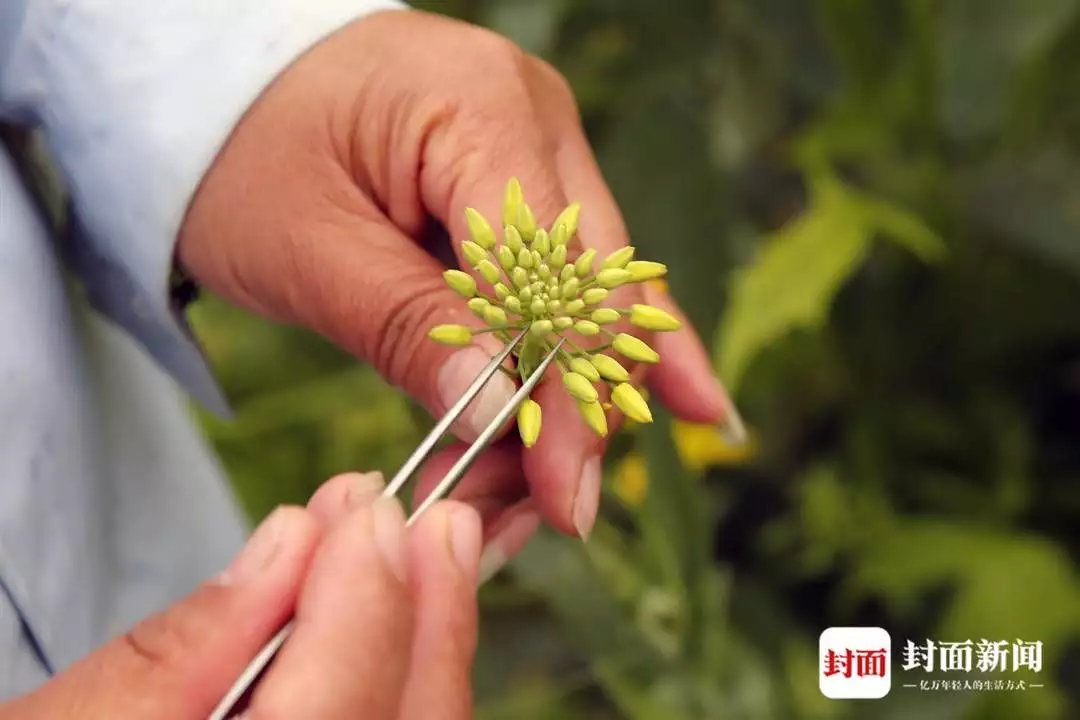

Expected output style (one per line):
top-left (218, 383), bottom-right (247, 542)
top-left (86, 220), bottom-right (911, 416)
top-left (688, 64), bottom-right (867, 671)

top-left (6, 507), bottom-right (321, 720)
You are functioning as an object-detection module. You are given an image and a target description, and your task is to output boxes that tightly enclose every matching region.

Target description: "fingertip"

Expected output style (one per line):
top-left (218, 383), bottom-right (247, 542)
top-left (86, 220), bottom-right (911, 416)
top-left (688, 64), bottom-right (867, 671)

top-left (306, 471), bottom-right (386, 526)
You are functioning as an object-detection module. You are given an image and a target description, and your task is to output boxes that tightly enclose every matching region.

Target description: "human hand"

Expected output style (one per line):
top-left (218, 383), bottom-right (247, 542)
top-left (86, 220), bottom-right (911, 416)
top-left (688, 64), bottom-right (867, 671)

top-left (177, 9), bottom-right (736, 577)
top-left (0, 473), bottom-right (482, 719)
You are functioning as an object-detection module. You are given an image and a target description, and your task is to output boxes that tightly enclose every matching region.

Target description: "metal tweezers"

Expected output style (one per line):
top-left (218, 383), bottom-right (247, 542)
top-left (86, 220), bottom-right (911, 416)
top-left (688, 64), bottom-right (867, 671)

top-left (208, 329), bottom-right (564, 720)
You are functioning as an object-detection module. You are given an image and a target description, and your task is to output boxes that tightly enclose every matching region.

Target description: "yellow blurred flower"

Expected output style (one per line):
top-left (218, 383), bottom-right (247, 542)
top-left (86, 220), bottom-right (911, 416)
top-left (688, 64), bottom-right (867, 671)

top-left (612, 454), bottom-right (648, 506)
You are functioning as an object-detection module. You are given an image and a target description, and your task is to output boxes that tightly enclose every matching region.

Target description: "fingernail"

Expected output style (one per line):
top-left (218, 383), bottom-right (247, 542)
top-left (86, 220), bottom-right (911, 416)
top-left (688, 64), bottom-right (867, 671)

top-left (373, 498), bottom-right (408, 582)
top-left (223, 507), bottom-right (289, 584)
top-left (572, 457), bottom-right (603, 542)
top-left (438, 347), bottom-right (516, 440)
top-left (345, 471), bottom-right (385, 508)
top-left (447, 506), bottom-right (482, 583)
top-left (478, 510), bottom-right (541, 586)
top-left (715, 386), bottom-right (748, 446)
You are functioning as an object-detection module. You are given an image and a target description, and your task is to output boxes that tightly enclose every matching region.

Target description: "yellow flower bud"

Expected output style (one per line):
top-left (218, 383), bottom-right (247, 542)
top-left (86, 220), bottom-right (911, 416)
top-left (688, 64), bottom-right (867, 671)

top-left (443, 269), bottom-right (476, 298)
top-left (575, 248), bottom-right (596, 277)
top-left (560, 277), bottom-right (581, 301)
top-left (611, 383), bottom-right (652, 424)
top-left (601, 247), bottom-right (635, 270)
top-left (516, 203), bottom-right (537, 240)
top-left (563, 372), bottom-right (598, 403)
top-left (532, 250), bottom-right (542, 268)
top-left (465, 207), bottom-right (497, 250)
top-left (530, 319), bottom-right (553, 337)
top-left (462, 241), bottom-right (486, 266)
top-left (505, 224), bottom-right (524, 254)
top-left (590, 354), bottom-right (630, 382)
top-left (497, 245), bottom-right (516, 272)
top-left (569, 357), bottom-right (600, 381)
top-left (530, 297), bottom-right (546, 316)
top-left (590, 308), bottom-right (621, 324)
top-left (574, 320), bottom-right (601, 336)
top-left (550, 244), bottom-right (567, 269)
top-left (552, 201), bottom-right (581, 238)
top-left (505, 296), bottom-right (522, 314)
top-left (629, 304), bottom-right (681, 331)
top-left (477, 259), bottom-right (501, 285)
top-left (484, 305), bottom-right (507, 326)
top-left (550, 223), bottom-right (569, 248)
top-left (518, 247), bottom-right (536, 269)
top-left (503, 178), bottom-right (523, 227)
top-left (626, 260), bottom-right (667, 282)
top-left (564, 299), bottom-right (585, 314)
top-left (547, 299), bottom-right (562, 313)
top-left (429, 324), bottom-right (473, 346)
top-left (554, 316), bottom-right (573, 330)
top-left (495, 283), bottom-right (511, 301)
top-left (582, 288), bottom-right (609, 305)
top-left (578, 399), bottom-right (608, 437)
top-left (538, 264), bottom-right (552, 281)
top-left (519, 286), bottom-right (533, 303)
top-left (532, 281), bottom-right (546, 295)
top-left (560, 264), bottom-right (576, 283)
top-left (512, 267), bottom-right (529, 289)
top-left (517, 398), bottom-right (542, 448)
top-left (613, 333), bottom-right (660, 364)
top-left (467, 297), bottom-right (489, 318)
top-left (533, 229), bottom-right (550, 255)
top-left (597, 268), bottom-right (632, 289)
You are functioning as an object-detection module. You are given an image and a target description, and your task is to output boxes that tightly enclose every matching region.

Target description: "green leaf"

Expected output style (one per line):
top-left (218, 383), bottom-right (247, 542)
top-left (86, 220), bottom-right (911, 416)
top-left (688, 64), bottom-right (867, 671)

top-left (715, 169), bottom-right (944, 391)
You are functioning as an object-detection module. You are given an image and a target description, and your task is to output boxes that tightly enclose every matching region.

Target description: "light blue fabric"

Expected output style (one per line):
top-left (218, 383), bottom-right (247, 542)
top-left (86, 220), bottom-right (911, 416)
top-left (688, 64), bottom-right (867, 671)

top-left (0, 0), bottom-right (405, 699)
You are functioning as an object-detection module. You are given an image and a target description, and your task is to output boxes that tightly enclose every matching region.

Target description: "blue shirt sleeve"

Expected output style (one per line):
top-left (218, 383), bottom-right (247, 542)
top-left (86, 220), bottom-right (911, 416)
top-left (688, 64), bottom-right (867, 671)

top-left (0, 0), bottom-right (407, 416)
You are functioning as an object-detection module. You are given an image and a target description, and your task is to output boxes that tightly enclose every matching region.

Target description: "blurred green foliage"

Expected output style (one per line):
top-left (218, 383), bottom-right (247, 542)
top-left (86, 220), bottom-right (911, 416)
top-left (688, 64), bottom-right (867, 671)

top-left (188, 1), bottom-right (1080, 717)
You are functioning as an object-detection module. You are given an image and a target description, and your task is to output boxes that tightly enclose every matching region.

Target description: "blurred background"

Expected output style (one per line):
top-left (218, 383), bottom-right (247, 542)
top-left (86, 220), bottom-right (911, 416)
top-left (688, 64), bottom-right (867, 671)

top-left (186, 1), bottom-right (1080, 717)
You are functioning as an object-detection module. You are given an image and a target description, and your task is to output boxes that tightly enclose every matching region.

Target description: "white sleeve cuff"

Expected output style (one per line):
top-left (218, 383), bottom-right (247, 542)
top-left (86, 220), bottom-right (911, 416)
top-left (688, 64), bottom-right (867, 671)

top-left (1, 0), bottom-right (407, 412)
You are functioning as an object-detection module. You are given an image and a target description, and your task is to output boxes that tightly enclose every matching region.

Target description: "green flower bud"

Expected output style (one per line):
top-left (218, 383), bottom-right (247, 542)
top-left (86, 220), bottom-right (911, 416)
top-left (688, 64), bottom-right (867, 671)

top-left (596, 268), bottom-right (632, 289)
top-left (429, 324), bottom-right (473, 346)
top-left (531, 281), bottom-right (546, 295)
top-left (575, 248), bottom-right (596, 278)
top-left (550, 244), bottom-right (567, 269)
top-left (601, 246), bottom-right (635, 270)
top-left (503, 178), bottom-right (524, 227)
top-left (504, 296), bottom-right (522, 314)
top-left (590, 308), bottom-right (621, 324)
top-left (613, 333), bottom-right (660, 364)
top-left (512, 266), bottom-right (529, 289)
top-left (517, 248), bottom-right (533, 269)
top-left (563, 372), bottom-right (598, 403)
top-left (484, 305), bottom-right (507, 326)
top-left (538, 264), bottom-right (552, 281)
top-left (574, 320), bottom-right (600, 336)
top-left (518, 398), bottom-right (542, 448)
top-left (550, 223), bottom-right (569, 249)
top-left (532, 250), bottom-right (543, 268)
top-left (530, 319), bottom-right (553, 337)
top-left (530, 297), bottom-right (546, 316)
top-left (569, 357), bottom-right (600, 382)
top-left (552, 201), bottom-right (581, 238)
top-left (564, 299), bottom-right (585, 314)
top-left (533, 229), bottom-right (550, 255)
top-left (560, 277), bottom-right (581, 301)
top-left (465, 207), bottom-right (497, 250)
top-left (590, 354), bottom-right (629, 382)
top-left (497, 245), bottom-right (516, 272)
top-left (462, 241), bottom-right (486, 266)
top-left (495, 283), bottom-right (511, 301)
top-left (443, 269), bottom-right (476, 298)
top-left (626, 260), bottom-right (667, 282)
top-left (548, 279), bottom-right (559, 293)
top-left (582, 288), bottom-right (609, 305)
top-left (612, 383), bottom-right (652, 424)
top-left (547, 299), bottom-right (562, 313)
top-left (520, 286), bottom-right (533, 303)
top-left (516, 203), bottom-right (537, 240)
top-left (505, 224), bottom-right (524, 254)
top-left (629, 304), bottom-right (681, 331)
top-left (467, 297), bottom-right (489, 317)
top-left (477, 259), bottom-right (501, 285)
top-left (554, 316), bottom-right (573, 330)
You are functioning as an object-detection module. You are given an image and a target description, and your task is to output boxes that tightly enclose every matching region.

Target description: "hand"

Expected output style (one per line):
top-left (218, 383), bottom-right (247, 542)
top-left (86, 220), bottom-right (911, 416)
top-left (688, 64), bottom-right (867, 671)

top-left (1, 473), bottom-right (482, 719)
top-left (177, 9), bottom-right (734, 578)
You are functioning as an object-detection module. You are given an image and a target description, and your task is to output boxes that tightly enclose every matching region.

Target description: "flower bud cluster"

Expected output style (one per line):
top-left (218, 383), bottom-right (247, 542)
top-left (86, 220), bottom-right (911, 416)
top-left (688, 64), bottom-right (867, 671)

top-left (428, 178), bottom-right (680, 446)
